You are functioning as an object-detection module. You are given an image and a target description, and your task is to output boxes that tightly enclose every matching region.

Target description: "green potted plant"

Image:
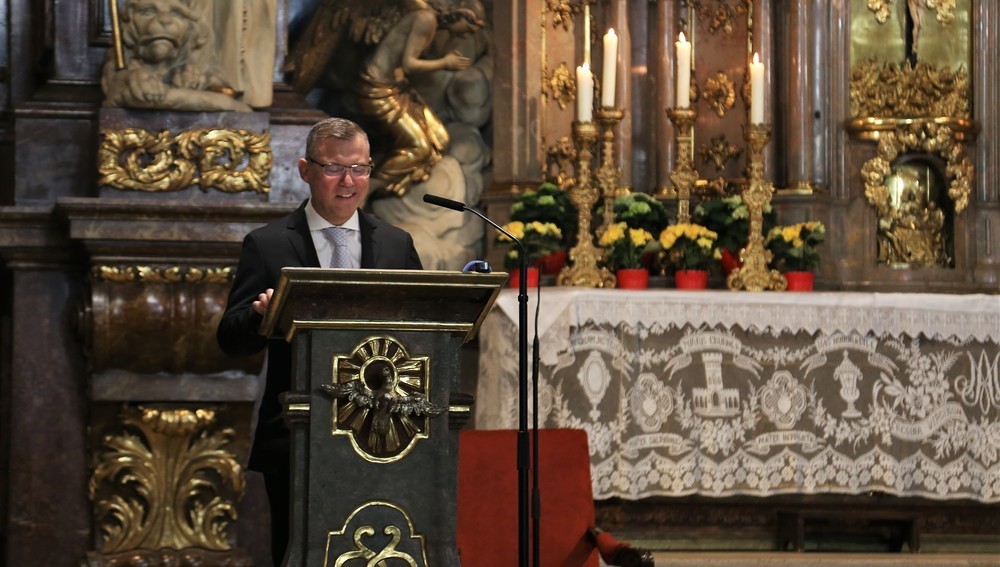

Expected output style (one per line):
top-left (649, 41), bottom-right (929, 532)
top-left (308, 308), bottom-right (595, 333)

top-left (693, 195), bottom-right (777, 274)
top-left (509, 182), bottom-right (577, 274)
top-left (610, 192), bottom-right (670, 236)
top-left (496, 220), bottom-right (564, 287)
top-left (658, 223), bottom-right (721, 289)
top-left (765, 221), bottom-right (826, 291)
top-left (597, 222), bottom-right (658, 289)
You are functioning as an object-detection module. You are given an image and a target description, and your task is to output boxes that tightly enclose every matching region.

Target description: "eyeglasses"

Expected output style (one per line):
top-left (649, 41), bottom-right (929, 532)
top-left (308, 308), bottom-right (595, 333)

top-left (307, 157), bottom-right (374, 179)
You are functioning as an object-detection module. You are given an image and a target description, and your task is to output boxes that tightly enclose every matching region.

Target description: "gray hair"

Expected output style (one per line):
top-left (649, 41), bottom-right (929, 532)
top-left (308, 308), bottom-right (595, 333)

top-left (305, 117), bottom-right (369, 157)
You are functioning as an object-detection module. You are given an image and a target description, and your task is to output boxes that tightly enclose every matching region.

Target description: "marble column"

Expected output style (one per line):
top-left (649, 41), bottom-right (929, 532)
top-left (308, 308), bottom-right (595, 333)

top-left (780, 0), bottom-right (827, 192)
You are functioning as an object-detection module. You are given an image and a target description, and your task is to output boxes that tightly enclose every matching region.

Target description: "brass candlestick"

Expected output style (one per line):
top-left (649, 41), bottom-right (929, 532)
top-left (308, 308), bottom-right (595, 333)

top-left (595, 107), bottom-right (625, 236)
top-left (558, 120), bottom-right (616, 288)
top-left (727, 123), bottom-right (786, 292)
top-left (664, 107), bottom-right (698, 223)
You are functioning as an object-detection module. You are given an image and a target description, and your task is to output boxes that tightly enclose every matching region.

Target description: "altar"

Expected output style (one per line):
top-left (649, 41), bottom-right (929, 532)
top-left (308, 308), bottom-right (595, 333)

top-left (476, 289), bottom-right (1000, 503)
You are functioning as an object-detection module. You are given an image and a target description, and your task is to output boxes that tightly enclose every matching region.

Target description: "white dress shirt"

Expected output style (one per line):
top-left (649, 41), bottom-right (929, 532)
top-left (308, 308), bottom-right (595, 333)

top-left (305, 201), bottom-right (362, 269)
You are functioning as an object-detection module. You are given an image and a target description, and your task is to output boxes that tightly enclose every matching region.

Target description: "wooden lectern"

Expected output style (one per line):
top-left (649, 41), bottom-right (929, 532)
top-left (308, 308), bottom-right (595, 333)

top-left (260, 268), bottom-right (506, 566)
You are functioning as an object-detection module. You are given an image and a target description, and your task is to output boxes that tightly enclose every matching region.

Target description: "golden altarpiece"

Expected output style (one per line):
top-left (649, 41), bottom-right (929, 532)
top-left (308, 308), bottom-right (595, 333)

top-left (0, 1), bottom-right (997, 565)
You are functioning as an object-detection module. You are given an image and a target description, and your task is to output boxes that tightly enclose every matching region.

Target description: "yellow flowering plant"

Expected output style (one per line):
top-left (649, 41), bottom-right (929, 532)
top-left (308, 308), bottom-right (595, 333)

top-left (509, 182), bottom-right (577, 246)
top-left (598, 222), bottom-right (658, 271)
top-left (764, 221), bottom-right (826, 272)
top-left (658, 223), bottom-right (721, 271)
top-left (496, 220), bottom-right (564, 269)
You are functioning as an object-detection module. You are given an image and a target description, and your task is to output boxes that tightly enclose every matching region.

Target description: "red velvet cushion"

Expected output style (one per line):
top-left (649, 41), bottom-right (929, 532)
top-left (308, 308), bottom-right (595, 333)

top-left (457, 429), bottom-right (598, 567)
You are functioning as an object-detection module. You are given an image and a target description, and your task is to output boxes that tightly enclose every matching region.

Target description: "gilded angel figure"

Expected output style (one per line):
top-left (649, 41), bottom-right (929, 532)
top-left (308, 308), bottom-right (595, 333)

top-left (285, 0), bottom-right (487, 198)
top-left (284, 0), bottom-right (493, 270)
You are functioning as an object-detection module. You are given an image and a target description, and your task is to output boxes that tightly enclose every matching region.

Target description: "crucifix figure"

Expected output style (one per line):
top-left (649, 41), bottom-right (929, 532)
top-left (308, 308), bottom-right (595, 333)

top-left (906, 0), bottom-right (924, 64)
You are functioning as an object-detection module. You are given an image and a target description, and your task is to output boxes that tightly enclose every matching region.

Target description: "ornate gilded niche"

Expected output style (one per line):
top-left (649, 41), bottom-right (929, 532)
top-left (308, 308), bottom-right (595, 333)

top-left (848, 0), bottom-right (975, 269)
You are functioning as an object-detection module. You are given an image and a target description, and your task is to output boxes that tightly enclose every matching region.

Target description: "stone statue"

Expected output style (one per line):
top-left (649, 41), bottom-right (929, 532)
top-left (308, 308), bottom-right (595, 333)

top-left (102, 0), bottom-right (254, 111)
top-left (285, 0), bottom-right (494, 270)
top-left (196, 0), bottom-right (278, 108)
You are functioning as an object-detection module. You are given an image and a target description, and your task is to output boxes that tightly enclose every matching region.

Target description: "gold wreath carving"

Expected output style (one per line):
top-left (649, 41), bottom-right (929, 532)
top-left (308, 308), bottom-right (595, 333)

top-left (94, 265), bottom-right (232, 284)
top-left (860, 121), bottom-right (972, 217)
top-left (692, 0), bottom-right (748, 35)
top-left (850, 59), bottom-right (969, 120)
top-left (699, 135), bottom-right (743, 171)
top-left (546, 0), bottom-right (579, 31)
top-left (98, 128), bottom-right (272, 193)
top-left (544, 62), bottom-right (576, 111)
top-left (867, 0), bottom-right (957, 25)
top-left (545, 136), bottom-right (577, 188)
top-left (704, 72), bottom-right (736, 118)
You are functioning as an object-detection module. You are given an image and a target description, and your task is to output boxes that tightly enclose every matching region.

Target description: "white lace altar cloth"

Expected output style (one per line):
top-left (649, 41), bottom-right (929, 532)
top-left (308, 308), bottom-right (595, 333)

top-left (476, 289), bottom-right (1000, 502)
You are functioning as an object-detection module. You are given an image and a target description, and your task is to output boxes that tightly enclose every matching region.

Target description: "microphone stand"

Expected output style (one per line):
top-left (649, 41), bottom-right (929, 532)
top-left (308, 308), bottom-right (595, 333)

top-left (422, 194), bottom-right (532, 567)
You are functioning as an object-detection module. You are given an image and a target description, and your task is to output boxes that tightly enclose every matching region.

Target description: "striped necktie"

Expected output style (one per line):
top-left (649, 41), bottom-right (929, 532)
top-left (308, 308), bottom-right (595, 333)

top-left (321, 226), bottom-right (353, 268)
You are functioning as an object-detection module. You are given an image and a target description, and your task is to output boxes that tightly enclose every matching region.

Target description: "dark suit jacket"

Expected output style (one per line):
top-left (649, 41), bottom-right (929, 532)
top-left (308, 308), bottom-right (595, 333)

top-left (217, 200), bottom-right (423, 473)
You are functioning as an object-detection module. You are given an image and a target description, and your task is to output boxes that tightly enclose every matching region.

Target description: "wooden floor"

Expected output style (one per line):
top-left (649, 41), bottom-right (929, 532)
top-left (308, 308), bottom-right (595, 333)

top-left (649, 552), bottom-right (1000, 566)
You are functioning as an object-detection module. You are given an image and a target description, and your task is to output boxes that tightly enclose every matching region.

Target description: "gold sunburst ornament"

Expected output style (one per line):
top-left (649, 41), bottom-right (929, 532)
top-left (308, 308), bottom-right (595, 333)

top-left (322, 336), bottom-right (442, 463)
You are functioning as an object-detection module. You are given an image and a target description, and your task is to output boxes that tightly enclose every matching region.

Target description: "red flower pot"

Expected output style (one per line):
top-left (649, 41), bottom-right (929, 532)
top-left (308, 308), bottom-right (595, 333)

top-left (674, 269), bottom-right (709, 290)
top-left (535, 250), bottom-right (567, 275)
top-left (508, 267), bottom-right (540, 288)
top-left (784, 271), bottom-right (814, 292)
top-left (720, 248), bottom-right (743, 275)
top-left (616, 268), bottom-right (649, 289)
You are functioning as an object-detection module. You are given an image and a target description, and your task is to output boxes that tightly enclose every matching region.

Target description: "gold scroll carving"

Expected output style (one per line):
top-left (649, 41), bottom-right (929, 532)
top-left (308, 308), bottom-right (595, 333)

top-left (98, 127), bottom-right (272, 193)
top-left (88, 406), bottom-right (244, 553)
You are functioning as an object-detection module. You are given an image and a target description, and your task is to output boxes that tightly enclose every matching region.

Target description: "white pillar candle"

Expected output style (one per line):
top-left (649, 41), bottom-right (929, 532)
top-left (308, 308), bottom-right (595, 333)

top-left (750, 52), bottom-right (765, 124)
top-left (583, 3), bottom-right (591, 65)
top-left (577, 62), bottom-right (594, 122)
top-left (601, 28), bottom-right (618, 108)
top-left (675, 32), bottom-right (691, 108)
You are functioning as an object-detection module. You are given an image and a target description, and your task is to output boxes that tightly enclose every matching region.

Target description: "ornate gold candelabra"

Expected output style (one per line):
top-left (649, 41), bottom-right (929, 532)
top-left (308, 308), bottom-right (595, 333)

top-left (727, 124), bottom-right (786, 292)
top-left (595, 107), bottom-right (625, 235)
top-left (557, 120), bottom-right (616, 288)
top-left (663, 107), bottom-right (699, 223)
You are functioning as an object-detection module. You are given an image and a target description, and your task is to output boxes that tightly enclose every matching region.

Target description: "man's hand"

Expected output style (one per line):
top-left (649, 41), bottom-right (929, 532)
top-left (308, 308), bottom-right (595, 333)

top-left (253, 288), bottom-right (274, 315)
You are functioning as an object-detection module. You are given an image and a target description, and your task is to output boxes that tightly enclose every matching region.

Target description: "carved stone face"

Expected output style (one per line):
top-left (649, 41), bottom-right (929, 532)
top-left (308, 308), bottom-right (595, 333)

top-left (125, 0), bottom-right (195, 64)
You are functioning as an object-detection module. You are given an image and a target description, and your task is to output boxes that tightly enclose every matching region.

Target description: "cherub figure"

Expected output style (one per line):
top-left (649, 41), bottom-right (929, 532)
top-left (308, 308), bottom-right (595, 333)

top-left (102, 0), bottom-right (252, 111)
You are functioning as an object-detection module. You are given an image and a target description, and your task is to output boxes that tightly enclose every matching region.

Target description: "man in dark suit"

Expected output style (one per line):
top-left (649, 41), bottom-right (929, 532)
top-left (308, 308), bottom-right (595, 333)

top-left (217, 117), bottom-right (423, 565)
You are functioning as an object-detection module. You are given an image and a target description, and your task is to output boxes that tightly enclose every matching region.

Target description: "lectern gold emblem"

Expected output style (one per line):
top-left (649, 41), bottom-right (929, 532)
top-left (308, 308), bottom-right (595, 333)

top-left (324, 501), bottom-right (427, 567)
top-left (321, 336), bottom-right (443, 463)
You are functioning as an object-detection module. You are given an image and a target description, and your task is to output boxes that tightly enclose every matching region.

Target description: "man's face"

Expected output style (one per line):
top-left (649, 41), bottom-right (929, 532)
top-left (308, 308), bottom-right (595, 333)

top-left (298, 135), bottom-right (371, 226)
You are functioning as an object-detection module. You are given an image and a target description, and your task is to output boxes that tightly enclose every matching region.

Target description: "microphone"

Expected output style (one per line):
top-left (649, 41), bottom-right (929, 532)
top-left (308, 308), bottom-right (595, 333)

top-left (422, 194), bottom-right (524, 251)
top-left (463, 260), bottom-right (493, 273)
top-left (423, 191), bottom-right (534, 567)
top-left (422, 193), bottom-right (466, 212)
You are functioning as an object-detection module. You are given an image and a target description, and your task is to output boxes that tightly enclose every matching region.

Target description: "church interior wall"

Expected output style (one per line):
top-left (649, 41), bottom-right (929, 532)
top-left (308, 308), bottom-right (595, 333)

top-left (0, 1), bottom-right (997, 564)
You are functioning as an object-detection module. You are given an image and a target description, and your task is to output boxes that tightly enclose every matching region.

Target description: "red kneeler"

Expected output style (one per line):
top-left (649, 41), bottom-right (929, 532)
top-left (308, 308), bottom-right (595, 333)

top-left (457, 428), bottom-right (654, 567)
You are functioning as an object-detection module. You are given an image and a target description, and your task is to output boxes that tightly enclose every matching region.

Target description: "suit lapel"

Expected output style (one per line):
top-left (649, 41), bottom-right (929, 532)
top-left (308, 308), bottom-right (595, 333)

top-left (286, 202), bottom-right (320, 267)
top-left (359, 211), bottom-right (377, 268)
